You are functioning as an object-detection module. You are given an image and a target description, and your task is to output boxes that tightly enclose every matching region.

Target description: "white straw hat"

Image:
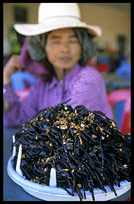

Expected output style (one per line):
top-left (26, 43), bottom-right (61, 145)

top-left (14, 3), bottom-right (102, 37)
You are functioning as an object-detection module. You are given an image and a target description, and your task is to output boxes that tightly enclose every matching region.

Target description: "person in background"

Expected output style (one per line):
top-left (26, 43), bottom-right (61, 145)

top-left (3, 3), bottom-right (113, 127)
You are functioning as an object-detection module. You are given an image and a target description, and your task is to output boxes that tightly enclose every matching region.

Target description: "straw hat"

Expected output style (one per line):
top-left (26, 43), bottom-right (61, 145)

top-left (14, 3), bottom-right (102, 37)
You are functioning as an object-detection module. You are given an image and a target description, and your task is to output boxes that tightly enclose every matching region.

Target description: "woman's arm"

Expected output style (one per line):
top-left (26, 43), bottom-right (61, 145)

top-left (3, 79), bottom-right (41, 127)
top-left (4, 83), bottom-right (39, 127)
top-left (3, 55), bottom-right (22, 111)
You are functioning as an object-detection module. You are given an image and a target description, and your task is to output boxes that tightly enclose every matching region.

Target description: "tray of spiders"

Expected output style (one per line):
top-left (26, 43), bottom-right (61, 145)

top-left (7, 99), bottom-right (131, 201)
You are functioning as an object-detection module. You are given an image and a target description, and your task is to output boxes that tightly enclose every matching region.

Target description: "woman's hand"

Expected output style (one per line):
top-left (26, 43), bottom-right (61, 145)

top-left (3, 55), bottom-right (22, 84)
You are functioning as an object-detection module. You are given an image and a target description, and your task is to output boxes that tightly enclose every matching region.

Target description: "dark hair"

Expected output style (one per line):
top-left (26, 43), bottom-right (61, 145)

top-left (28, 28), bottom-right (96, 69)
top-left (74, 28), bottom-right (96, 66)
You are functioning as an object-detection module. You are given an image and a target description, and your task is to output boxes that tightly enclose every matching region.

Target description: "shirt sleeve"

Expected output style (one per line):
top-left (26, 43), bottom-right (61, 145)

top-left (3, 79), bottom-right (42, 127)
top-left (68, 67), bottom-right (114, 119)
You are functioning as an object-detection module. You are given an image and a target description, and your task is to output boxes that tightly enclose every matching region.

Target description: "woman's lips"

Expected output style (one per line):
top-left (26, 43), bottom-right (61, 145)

top-left (59, 57), bottom-right (72, 62)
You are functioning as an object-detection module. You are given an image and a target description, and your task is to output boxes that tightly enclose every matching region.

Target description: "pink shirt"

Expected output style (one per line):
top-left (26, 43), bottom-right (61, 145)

top-left (4, 64), bottom-right (113, 127)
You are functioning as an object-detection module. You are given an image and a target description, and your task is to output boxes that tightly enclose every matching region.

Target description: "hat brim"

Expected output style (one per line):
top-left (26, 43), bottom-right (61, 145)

top-left (14, 17), bottom-right (102, 37)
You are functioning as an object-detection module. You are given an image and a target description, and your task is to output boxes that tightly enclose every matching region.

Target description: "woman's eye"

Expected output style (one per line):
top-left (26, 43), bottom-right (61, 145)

top-left (69, 40), bottom-right (77, 43)
top-left (52, 41), bottom-right (60, 44)
top-left (69, 38), bottom-right (79, 43)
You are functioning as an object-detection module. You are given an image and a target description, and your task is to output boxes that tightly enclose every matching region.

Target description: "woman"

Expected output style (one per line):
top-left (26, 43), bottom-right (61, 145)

top-left (3, 3), bottom-right (113, 126)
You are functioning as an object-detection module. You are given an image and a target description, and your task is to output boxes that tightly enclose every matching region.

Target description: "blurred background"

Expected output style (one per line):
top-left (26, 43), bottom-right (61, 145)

top-left (3, 3), bottom-right (131, 71)
top-left (3, 3), bottom-right (131, 83)
top-left (3, 3), bottom-right (131, 132)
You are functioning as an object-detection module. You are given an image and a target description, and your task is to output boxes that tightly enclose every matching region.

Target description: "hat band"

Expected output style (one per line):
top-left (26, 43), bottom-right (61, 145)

top-left (39, 15), bottom-right (81, 24)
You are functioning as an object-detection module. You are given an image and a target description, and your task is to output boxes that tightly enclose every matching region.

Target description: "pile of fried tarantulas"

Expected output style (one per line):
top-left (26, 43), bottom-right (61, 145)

top-left (13, 99), bottom-right (131, 201)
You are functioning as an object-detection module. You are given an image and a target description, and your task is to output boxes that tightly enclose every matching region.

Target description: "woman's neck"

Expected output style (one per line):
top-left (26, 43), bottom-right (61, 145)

top-left (54, 68), bottom-right (72, 81)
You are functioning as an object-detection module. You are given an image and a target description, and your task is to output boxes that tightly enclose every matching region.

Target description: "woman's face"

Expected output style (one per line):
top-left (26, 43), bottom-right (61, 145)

top-left (45, 28), bottom-right (81, 71)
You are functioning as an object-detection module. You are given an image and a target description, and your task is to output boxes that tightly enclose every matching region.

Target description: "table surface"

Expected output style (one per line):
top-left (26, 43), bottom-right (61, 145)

top-left (102, 73), bottom-right (131, 94)
top-left (102, 73), bottom-right (131, 81)
top-left (3, 126), bottom-right (131, 201)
